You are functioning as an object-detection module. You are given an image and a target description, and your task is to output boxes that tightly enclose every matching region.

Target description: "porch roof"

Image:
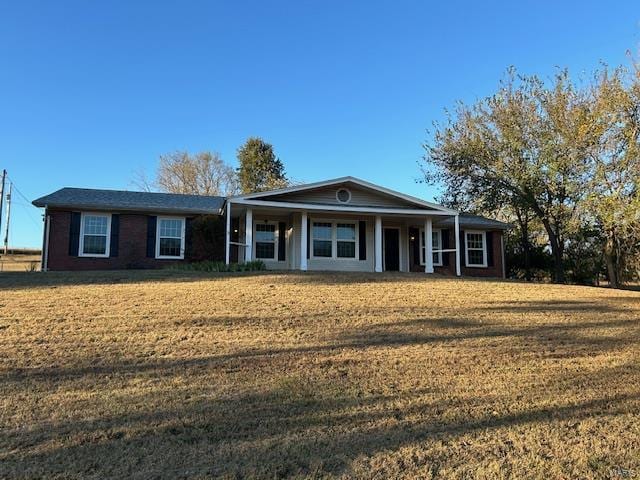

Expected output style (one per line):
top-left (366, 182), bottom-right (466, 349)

top-left (436, 214), bottom-right (511, 230)
top-left (228, 198), bottom-right (457, 216)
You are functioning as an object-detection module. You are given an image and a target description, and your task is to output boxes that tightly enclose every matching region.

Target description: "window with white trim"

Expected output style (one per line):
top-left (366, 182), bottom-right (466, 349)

top-left (156, 217), bottom-right (185, 259)
top-left (312, 220), bottom-right (358, 259)
top-left (419, 228), bottom-right (442, 266)
top-left (465, 231), bottom-right (487, 267)
top-left (336, 223), bottom-right (356, 258)
top-left (255, 222), bottom-right (277, 260)
top-left (312, 222), bottom-right (333, 257)
top-left (79, 213), bottom-right (111, 257)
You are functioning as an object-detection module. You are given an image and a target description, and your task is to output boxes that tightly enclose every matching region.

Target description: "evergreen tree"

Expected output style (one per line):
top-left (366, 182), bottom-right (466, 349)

top-left (237, 137), bottom-right (287, 193)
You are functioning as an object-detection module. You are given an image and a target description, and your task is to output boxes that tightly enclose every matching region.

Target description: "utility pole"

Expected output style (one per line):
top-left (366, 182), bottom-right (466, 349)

top-left (0, 169), bottom-right (5, 241)
top-left (3, 182), bottom-right (11, 255)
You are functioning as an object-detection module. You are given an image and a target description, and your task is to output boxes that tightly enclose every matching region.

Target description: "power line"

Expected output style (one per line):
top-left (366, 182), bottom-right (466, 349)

top-left (15, 202), bottom-right (41, 229)
top-left (6, 175), bottom-right (35, 207)
top-left (2, 174), bottom-right (43, 249)
top-left (5, 174), bottom-right (42, 224)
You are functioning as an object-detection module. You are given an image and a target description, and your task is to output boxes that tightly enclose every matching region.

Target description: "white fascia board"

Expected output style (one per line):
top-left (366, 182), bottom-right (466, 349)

top-left (228, 176), bottom-right (457, 214)
top-left (227, 177), bottom-right (353, 200)
top-left (230, 198), bottom-right (456, 216)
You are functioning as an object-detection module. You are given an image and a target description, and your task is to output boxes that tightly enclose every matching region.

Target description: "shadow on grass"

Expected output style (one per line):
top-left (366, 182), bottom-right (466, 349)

top-left (477, 299), bottom-right (633, 314)
top-left (3, 294), bottom-right (639, 477)
top-left (0, 269), bottom-right (499, 291)
top-left (0, 269), bottom-right (281, 290)
top-left (5, 309), bottom-right (638, 386)
top-left (3, 269), bottom-right (639, 296)
top-left (3, 373), bottom-right (638, 478)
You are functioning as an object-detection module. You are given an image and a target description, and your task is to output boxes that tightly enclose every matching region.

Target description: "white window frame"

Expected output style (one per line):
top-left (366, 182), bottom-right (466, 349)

top-left (155, 216), bottom-right (186, 260)
top-left (253, 220), bottom-right (279, 261)
top-left (465, 230), bottom-right (487, 268)
top-left (79, 212), bottom-right (111, 258)
top-left (419, 228), bottom-right (442, 267)
top-left (336, 221), bottom-right (358, 259)
top-left (310, 219), bottom-right (359, 260)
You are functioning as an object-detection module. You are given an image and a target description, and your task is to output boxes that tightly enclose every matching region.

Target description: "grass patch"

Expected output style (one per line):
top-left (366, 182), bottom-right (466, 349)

top-left (1, 271), bottom-right (639, 478)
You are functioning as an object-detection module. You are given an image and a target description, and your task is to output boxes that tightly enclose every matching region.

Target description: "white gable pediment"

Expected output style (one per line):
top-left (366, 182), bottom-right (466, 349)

top-left (231, 177), bottom-right (454, 213)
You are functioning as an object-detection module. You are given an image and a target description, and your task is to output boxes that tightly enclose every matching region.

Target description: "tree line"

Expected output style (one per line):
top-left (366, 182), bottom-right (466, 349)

top-left (422, 65), bottom-right (640, 288)
top-left (135, 137), bottom-right (288, 197)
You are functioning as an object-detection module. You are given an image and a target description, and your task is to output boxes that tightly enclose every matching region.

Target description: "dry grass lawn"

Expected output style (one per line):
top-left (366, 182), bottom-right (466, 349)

top-left (0, 254), bottom-right (40, 272)
top-left (1, 271), bottom-right (639, 479)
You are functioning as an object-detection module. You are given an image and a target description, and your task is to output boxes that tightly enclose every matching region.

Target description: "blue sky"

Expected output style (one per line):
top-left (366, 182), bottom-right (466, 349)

top-left (1, 1), bottom-right (637, 247)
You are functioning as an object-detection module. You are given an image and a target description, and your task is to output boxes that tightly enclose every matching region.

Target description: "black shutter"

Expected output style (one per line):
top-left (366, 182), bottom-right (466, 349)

top-left (486, 231), bottom-right (494, 267)
top-left (441, 228), bottom-right (449, 266)
top-left (184, 218), bottom-right (193, 259)
top-left (410, 227), bottom-right (420, 267)
top-left (460, 230), bottom-right (467, 267)
top-left (109, 214), bottom-right (120, 257)
top-left (68, 212), bottom-right (81, 256)
top-left (306, 219), bottom-right (310, 259)
top-left (146, 216), bottom-right (157, 258)
top-left (278, 222), bottom-right (286, 261)
top-left (358, 221), bottom-right (366, 260)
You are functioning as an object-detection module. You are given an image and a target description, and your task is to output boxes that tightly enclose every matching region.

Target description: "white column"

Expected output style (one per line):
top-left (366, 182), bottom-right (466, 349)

top-left (42, 211), bottom-right (50, 272)
top-left (225, 201), bottom-right (231, 265)
top-left (300, 211), bottom-right (308, 271)
top-left (374, 215), bottom-right (382, 272)
top-left (425, 217), bottom-right (434, 273)
top-left (454, 214), bottom-right (461, 276)
top-left (244, 208), bottom-right (253, 263)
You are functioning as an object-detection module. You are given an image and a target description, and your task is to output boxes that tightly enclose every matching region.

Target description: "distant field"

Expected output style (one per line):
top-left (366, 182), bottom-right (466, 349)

top-left (1, 271), bottom-right (639, 479)
top-left (0, 254), bottom-right (40, 272)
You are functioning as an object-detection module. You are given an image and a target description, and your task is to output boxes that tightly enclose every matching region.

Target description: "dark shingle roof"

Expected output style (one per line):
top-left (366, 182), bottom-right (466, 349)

top-left (435, 213), bottom-right (511, 230)
top-left (32, 188), bottom-right (225, 215)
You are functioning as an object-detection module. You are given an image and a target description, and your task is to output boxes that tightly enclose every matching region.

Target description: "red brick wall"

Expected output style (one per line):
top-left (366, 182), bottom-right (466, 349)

top-left (46, 210), bottom-right (188, 271)
top-left (46, 209), bottom-right (507, 276)
top-left (409, 228), bottom-right (505, 278)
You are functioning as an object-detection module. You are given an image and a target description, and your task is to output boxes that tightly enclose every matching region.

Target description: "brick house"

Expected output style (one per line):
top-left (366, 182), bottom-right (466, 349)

top-left (33, 176), bottom-right (509, 276)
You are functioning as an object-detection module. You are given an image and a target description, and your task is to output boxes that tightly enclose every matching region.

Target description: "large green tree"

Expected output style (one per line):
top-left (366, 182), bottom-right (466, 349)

top-left (586, 67), bottom-right (640, 287)
top-left (236, 137), bottom-right (288, 193)
top-left (423, 70), bottom-right (594, 283)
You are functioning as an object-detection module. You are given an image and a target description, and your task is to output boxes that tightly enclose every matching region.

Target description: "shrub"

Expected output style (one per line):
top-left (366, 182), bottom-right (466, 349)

top-left (187, 215), bottom-right (226, 262)
top-left (167, 260), bottom-right (266, 273)
top-left (25, 261), bottom-right (39, 272)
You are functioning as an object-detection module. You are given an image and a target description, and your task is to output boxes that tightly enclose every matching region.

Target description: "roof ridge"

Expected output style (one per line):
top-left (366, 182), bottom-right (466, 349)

top-left (56, 187), bottom-right (225, 199)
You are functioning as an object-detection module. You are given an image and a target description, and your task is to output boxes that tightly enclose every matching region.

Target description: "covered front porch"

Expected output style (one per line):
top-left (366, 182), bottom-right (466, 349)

top-left (224, 202), bottom-right (461, 275)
